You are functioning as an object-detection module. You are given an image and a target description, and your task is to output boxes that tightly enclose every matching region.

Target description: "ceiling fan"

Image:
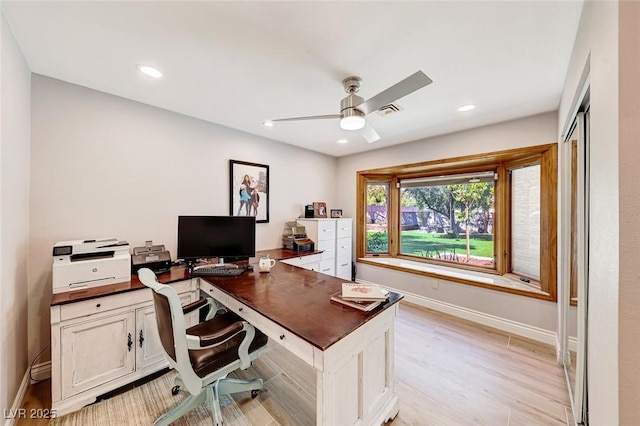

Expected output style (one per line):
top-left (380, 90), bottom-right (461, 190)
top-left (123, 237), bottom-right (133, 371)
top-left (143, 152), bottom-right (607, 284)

top-left (268, 71), bottom-right (433, 143)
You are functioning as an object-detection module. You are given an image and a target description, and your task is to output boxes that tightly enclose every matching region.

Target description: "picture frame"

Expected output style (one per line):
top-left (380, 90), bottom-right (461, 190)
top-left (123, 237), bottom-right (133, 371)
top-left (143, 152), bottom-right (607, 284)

top-left (330, 209), bottom-right (343, 218)
top-left (229, 160), bottom-right (269, 223)
top-left (313, 202), bottom-right (327, 218)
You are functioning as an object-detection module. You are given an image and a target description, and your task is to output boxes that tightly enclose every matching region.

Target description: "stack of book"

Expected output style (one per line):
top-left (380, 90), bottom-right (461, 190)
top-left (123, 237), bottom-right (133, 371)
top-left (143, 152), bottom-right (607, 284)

top-left (330, 283), bottom-right (389, 312)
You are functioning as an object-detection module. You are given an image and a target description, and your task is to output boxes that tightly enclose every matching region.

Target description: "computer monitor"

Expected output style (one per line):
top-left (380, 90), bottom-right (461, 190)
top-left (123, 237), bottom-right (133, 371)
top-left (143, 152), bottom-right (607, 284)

top-left (177, 216), bottom-right (256, 267)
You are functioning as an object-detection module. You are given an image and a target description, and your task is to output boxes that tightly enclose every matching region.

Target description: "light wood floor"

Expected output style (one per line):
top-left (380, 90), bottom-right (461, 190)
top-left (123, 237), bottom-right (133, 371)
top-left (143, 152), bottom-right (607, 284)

top-left (17, 302), bottom-right (572, 425)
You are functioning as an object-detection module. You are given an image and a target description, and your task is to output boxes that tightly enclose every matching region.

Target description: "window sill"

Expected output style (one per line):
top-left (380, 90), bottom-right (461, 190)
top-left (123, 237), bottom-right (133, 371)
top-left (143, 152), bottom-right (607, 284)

top-left (358, 257), bottom-right (552, 300)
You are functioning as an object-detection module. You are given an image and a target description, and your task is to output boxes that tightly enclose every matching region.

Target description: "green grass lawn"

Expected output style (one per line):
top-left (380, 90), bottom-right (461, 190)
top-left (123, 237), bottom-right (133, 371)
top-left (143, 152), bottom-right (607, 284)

top-left (367, 230), bottom-right (494, 258)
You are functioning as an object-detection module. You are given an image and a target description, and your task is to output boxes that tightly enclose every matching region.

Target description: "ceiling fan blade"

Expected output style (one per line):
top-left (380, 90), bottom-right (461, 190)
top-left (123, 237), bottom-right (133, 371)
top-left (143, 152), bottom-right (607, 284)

top-left (271, 114), bottom-right (341, 123)
top-left (358, 71), bottom-right (433, 115)
top-left (360, 122), bottom-right (381, 143)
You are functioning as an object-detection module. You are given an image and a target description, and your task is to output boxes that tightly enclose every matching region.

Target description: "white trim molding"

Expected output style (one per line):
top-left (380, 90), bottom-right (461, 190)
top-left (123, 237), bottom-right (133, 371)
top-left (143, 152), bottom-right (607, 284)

top-left (3, 362), bottom-right (52, 426)
top-left (357, 278), bottom-right (558, 347)
top-left (3, 370), bottom-right (30, 426)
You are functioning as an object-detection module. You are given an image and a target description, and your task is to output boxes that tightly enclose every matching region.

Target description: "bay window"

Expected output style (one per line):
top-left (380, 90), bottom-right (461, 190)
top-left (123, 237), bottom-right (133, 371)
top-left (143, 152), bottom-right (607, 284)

top-left (356, 144), bottom-right (557, 300)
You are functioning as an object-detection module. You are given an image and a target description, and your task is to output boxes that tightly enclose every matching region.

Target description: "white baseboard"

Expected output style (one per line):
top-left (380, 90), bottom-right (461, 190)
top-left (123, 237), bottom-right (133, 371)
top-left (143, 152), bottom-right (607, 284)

top-left (30, 361), bottom-right (51, 383)
top-left (3, 370), bottom-right (30, 426)
top-left (568, 336), bottom-right (577, 353)
top-left (3, 362), bottom-right (52, 426)
top-left (357, 278), bottom-right (558, 347)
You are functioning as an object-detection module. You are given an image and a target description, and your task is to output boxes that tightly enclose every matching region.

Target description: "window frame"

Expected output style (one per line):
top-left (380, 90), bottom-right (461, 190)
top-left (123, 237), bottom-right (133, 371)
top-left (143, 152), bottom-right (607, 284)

top-left (356, 144), bottom-right (557, 301)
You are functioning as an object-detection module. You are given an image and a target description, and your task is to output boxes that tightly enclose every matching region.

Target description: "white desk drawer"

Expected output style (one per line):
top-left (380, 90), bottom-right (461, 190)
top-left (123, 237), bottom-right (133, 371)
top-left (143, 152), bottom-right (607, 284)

top-left (260, 319), bottom-right (314, 366)
top-left (281, 254), bottom-right (322, 267)
top-left (224, 297), bottom-right (262, 327)
top-left (317, 239), bottom-right (335, 261)
top-left (337, 219), bottom-right (352, 239)
top-left (200, 281), bottom-right (229, 306)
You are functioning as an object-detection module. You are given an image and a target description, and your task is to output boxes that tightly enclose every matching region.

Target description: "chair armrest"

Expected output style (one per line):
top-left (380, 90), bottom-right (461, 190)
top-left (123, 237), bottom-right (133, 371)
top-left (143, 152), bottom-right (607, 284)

top-left (182, 298), bottom-right (209, 315)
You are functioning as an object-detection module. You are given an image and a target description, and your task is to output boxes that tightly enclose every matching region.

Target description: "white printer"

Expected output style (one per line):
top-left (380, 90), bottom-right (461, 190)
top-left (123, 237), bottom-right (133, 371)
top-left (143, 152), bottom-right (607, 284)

top-left (52, 238), bottom-right (131, 294)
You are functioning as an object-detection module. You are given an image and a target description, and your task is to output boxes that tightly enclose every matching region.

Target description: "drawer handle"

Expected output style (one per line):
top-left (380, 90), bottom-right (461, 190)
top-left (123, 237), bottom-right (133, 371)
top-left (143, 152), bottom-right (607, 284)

top-left (238, 307), bottom-right (243, 312)
top-left (279, 334), bottom-right (285, 340)
top-left (341, 228), bottom-right (348, 230)
top-left (323, 229), bottom-right (331, 232)
top-left (139, 330), bottom-right (144, 348)
top-left (96, 303), bottom-right (101, 308)
top-left (127, 333), bottom-right (133, 352)
top-left (322, 268), bottom-right (330, 272)
top-left (341, 263), bottom-right (349, 267)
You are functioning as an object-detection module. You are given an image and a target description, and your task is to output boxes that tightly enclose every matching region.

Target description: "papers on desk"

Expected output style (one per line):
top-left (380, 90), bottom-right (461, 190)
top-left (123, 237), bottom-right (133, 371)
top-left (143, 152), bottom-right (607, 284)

top-left (330, 283), bottom-right (389, 312)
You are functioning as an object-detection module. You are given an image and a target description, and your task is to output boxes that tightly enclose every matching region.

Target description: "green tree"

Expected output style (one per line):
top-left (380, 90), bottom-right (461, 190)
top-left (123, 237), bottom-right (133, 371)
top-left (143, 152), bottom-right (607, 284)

top-left (447, 183), bottom-right (494, 260)
top-left (402, 186), bottom-right (459, 233)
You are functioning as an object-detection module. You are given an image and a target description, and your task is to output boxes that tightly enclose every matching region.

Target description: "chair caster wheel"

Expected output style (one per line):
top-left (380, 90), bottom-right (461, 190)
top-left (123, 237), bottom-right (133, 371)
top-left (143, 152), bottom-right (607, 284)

top-left (171, 386), bottom-right (180, 396)
top-left (251, 389), bottom-right (259, 398)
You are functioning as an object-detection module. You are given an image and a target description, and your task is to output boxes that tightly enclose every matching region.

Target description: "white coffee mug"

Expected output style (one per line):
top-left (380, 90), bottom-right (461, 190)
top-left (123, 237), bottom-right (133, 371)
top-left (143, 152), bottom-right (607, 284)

top-left (258, 257), bottom-right (276, 273)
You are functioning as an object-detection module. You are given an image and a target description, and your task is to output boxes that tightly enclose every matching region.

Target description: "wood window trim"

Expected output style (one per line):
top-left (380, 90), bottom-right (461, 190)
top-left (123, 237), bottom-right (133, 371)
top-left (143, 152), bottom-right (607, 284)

top-left (356, 144), bottom-right (557, 302)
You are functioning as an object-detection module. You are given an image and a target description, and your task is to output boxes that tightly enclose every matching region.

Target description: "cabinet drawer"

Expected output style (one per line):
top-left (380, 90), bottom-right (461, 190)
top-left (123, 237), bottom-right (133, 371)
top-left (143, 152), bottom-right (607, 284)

top-left (59, 280), bottom-right (195, 321)
top-left (60, 290), bottom-right (148, 321)
top-left (316, 221), bottom-right (336, 241)
top-left (336, 258), bottom-right (352, 280)
top-left (336, 238), bottom-right (352, 259)
top-left (319, 259), bottom-right (335, 276)
top-left (281, 254), bottom-right (322, 267)
top-left (337, 219), bottom-right (352, 239)
top-left (317, 239), bottom-right (335, 261)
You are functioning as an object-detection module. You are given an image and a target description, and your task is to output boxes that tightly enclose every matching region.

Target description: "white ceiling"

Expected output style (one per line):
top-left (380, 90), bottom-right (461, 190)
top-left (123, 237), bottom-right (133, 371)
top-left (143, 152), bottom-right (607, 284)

top-left (3, 1), bottom-right (583, 157)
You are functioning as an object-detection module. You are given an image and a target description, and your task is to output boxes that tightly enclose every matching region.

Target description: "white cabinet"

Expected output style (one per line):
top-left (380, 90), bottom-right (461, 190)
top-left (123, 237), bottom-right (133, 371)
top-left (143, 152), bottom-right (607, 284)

top-left (50, 279), bottom-right (198, 416)
top-left (297, 218), bottom-right (353, 280)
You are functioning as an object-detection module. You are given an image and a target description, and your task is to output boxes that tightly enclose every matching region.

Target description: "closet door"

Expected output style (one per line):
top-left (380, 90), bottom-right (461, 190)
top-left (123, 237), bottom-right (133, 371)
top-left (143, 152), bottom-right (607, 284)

top-left (562, 109), bottom-right (589, 425)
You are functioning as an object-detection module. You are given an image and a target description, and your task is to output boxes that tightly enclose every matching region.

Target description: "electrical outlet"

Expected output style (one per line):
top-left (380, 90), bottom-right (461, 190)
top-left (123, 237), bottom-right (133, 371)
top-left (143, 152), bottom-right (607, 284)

top-left (432, 280), bottom-right (439, 290)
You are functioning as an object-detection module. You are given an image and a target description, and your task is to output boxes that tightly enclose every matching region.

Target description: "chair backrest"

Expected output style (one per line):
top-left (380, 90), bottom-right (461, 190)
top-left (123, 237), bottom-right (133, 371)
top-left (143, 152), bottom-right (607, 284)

top-left (138, 268), bottom-right (189, 369)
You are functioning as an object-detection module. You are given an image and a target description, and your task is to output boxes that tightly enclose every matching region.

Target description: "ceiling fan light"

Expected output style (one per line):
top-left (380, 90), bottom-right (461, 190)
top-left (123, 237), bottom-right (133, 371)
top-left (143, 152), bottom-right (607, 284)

top-left (340, 109), bottom-right (365, 130)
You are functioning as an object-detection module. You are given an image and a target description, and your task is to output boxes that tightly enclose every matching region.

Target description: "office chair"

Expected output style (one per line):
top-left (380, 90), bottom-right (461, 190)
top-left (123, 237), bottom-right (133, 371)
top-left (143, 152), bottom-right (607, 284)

top-left (138, 268), bottom-right (268, 426)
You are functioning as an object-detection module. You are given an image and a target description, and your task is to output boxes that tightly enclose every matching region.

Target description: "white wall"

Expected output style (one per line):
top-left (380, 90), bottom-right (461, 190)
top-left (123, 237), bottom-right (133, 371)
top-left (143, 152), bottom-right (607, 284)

top-left (1, 11), bottom-right (31, 414)
top-left (336, 112), bottom-right (559, 331)
top-left (557, 1), bottom-right (622, 423)
top-left (28, 76), bottom-right (338, 361)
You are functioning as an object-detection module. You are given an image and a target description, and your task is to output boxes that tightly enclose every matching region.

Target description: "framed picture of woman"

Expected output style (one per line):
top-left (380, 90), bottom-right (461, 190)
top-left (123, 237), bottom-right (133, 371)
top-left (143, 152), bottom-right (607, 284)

top-left (229, 160), bottom-right (269, 223)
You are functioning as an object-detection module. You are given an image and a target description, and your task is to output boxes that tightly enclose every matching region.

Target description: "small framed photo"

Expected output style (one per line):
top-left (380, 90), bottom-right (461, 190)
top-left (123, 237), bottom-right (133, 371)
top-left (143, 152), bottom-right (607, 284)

top-left (330, 209), bottom-right (343, 218)
top-left (313, 202), bottom-right (327, 218)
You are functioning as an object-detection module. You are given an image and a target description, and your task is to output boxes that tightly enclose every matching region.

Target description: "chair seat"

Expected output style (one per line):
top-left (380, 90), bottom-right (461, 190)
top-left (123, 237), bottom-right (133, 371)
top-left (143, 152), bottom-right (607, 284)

top-left (187, 311), bottom-right (268, 378)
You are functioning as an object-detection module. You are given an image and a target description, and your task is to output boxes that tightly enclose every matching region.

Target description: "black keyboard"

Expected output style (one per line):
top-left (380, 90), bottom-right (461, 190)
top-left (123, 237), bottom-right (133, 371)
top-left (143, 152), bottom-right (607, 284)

top-left (191, 265), bottom-right (247, 277)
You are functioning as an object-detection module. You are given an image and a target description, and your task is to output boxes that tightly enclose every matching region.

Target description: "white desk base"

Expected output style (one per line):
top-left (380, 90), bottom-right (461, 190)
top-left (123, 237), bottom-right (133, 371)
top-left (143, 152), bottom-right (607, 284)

top-left (200, 280), bottom-right (400, 426)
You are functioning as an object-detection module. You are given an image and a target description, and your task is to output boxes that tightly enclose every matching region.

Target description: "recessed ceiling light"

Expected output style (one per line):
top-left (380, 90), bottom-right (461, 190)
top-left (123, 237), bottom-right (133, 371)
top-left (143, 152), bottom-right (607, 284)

top-left (468, 178), bottom-right (480, 183)
top-left (137, 65), bottom-right (162, 78)
top-left (263, 121), bottom-right (274, 127)
top-left (458, 104), bottom-right (476, 112)
top-left (337, 139), bottom-right (348, 144)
